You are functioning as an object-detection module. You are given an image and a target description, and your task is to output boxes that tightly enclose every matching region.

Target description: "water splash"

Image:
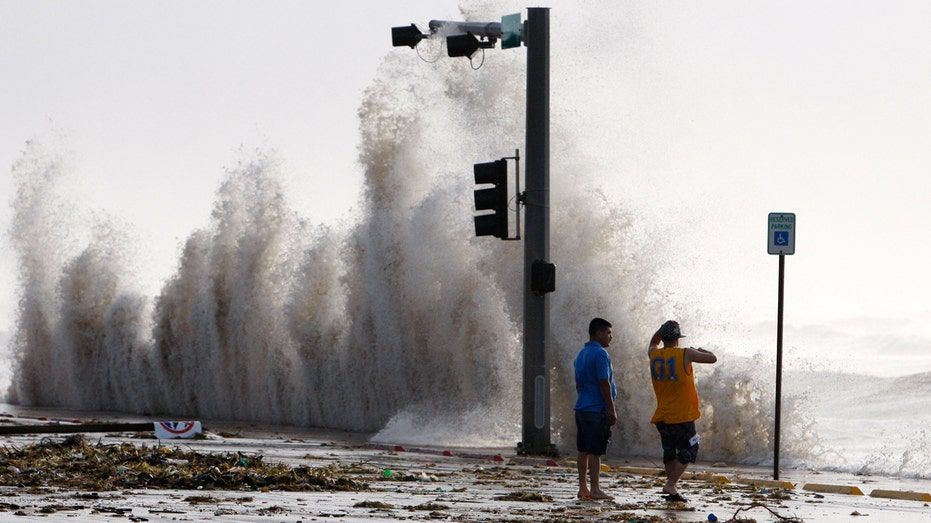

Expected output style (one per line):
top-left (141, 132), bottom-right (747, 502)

top-left (5, 9), bottom-right (824, 468)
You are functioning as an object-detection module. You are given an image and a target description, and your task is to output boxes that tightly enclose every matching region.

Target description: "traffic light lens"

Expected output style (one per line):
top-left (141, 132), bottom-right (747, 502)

top-left (474, 160), bottom-right (506, 184)
top-left (474, 187), bottom-right (497, 211)
top-left (474, 214), bottom-right (499, 237)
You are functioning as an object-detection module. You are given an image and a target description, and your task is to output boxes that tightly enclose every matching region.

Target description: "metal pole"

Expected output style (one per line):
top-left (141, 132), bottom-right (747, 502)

top-left (520, 7), bottom-right (551, 455)
top-left (774, 253), bottom-right (785, 479)
top-left (514, 148), bottom-right (521, 240)
top-left (428, 20), bottom-right (501, 38)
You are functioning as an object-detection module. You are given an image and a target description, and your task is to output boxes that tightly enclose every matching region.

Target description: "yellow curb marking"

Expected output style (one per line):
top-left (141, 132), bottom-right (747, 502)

top-left (735, 478), bottom-right (796, 489)
top-left (688, 472), bottom-right (732, 484)
top-left (869, 489), bottom-right (931, 502)
top-left (803, 483), bottom-right (865, 496)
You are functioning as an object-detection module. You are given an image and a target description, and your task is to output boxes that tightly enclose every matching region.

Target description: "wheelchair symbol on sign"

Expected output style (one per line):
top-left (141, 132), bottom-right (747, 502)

top-left (774, 231), bottom-right (789, 245)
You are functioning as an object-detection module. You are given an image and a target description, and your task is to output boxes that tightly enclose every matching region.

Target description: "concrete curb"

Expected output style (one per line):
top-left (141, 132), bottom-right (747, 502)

top-left (733, 478), bottom-right (796, 489)
top-left (869, 489), bottom-right (931, 502)
top-left (803, 483), bottom-right (865, 496)
top-left (688, 472), bottom-right (731, 484)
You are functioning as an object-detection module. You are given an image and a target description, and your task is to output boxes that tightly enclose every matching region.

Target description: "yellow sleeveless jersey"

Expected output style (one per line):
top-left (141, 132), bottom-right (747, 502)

top-left (649, 346), bottom-right (701, 424)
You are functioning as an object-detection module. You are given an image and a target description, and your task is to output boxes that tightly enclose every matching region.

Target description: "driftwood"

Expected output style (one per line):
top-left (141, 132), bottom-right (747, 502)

top-left (0, 422), bottom-right (153, 435)
top-left (730, 503), bottom-right (803, 522)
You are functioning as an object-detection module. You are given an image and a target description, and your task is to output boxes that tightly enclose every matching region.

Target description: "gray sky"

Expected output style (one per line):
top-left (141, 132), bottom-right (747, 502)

top-left (0, 0), bottom-right (459, 328)
top-left (2, 1), bottom-right (930, 375)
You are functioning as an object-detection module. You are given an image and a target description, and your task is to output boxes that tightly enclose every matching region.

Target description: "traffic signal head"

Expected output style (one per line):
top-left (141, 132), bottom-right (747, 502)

top-left (447, 33), bottom-right (482, 58)
top-left (473, 160), bottom-right (508, 239)
top-left (392, 24), bottom-right (426, 48)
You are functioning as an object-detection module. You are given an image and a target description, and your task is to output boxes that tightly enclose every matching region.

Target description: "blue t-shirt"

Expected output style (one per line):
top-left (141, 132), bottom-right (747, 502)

top-left (574, 341), bottom-right (616, 412)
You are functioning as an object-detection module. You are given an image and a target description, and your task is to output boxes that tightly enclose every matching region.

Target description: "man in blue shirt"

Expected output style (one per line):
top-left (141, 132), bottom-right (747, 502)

top-left (574, 317), bottom-right (617, 500)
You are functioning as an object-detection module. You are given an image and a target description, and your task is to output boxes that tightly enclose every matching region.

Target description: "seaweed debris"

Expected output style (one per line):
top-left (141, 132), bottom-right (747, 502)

top-left (0, 435), bottom-right (367, 492)
top-left (494, 490), bottom-right (554, 502)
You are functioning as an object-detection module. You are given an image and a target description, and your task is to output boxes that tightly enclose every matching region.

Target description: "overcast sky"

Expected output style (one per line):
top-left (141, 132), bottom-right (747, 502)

top-left (2, 1), bottom-right (930, 375)
top-left (0, 0), bottom-right (459, 330)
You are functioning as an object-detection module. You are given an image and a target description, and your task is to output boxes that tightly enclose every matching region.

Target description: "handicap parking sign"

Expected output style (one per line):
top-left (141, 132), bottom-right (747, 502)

top-left (768, 213), bottom-right (795, 255)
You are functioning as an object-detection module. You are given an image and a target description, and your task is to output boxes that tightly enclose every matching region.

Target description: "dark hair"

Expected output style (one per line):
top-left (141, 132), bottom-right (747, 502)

top-left (589, 317), bottom-right (612, 337)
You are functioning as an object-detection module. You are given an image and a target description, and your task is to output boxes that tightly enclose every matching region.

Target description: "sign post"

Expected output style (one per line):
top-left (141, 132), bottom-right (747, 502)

top-left (768, 212), bottom-right (795, 480)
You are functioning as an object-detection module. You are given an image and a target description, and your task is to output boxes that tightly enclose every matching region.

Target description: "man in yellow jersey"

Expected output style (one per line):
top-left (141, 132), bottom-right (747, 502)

top-left (648, 320), bottom-right (717, 502)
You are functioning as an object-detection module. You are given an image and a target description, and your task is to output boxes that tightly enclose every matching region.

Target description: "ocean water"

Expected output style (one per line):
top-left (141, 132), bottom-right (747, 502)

top-left (3, 5), bottom-right (931, 482)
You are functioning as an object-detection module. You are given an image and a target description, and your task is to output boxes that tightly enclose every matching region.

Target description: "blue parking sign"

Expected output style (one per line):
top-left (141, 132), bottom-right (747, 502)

top-left (768, 213), bottom-right (795, 255)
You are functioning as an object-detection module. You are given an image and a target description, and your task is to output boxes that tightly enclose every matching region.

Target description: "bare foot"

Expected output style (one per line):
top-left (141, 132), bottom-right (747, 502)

top-left (590, 490), bottom-right (614, 500)
top-left (577, 489), bottom-right (592, 500)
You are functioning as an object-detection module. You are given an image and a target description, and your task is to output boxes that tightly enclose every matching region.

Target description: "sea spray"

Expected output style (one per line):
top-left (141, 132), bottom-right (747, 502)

top-left (346, 51), bottom-right (524, 435)
top-left (58, 222), bottom-right (146, 413)
top-left (150, 152), bottom-right (305, 423)
top-left (5, 16), bottom-right (820, 466)
top-left (8, 138), bottom-right (86, 408)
